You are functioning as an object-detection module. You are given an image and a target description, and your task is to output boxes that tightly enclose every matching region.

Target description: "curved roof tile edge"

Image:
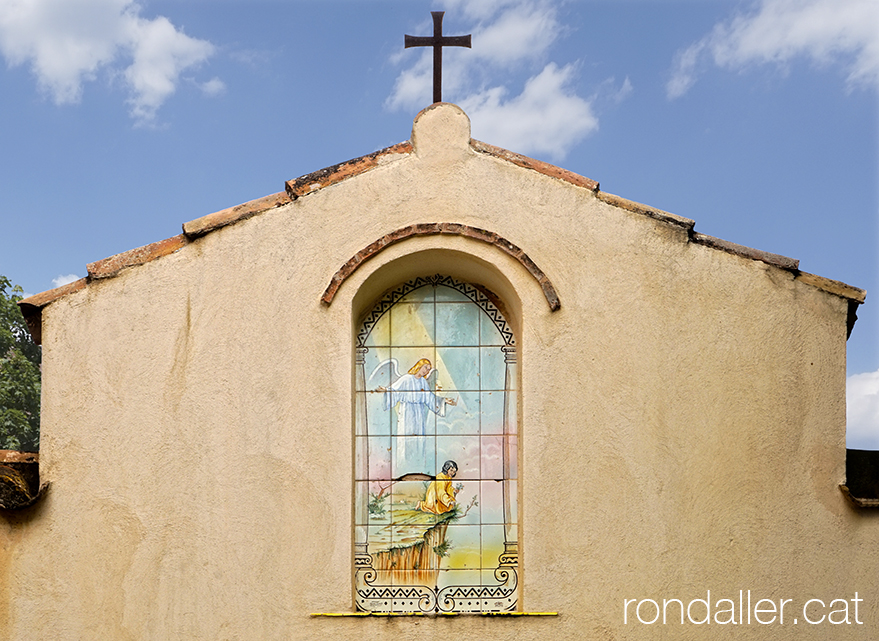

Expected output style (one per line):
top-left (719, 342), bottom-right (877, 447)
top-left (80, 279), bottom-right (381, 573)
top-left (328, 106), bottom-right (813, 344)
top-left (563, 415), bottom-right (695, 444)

top-left (285, 141), bottom-right (414, 200)
top-left (183, 191), bottom-right (291, 238)
top-left (18, 277), bottom-right (87, 344)
top-left (796, 272), bottom-right (866, 304)
top-left (690, 232), bottom-right (799, 271)
top-left (595, 191), bottom-right (695, 230)
top-left (469, 139), bottom-right (600, 193)
top-left (87, 235), bottom-right (187, 279)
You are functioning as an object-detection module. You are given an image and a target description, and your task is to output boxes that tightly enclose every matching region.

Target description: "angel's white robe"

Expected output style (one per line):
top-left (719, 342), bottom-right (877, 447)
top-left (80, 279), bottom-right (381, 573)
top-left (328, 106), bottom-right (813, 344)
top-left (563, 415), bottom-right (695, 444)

top-left (384, 374), bottom-right (447, 474)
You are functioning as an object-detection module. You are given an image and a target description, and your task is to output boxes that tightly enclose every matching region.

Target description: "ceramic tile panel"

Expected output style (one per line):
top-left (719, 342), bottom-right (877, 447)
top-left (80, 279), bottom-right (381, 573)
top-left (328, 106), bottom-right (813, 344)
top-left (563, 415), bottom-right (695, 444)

top-left (354, 276), bottom-right (518, 613)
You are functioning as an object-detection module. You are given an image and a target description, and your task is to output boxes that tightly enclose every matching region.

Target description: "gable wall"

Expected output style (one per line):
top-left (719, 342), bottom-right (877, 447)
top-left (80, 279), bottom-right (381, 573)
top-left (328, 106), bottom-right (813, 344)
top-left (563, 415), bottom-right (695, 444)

top-left (1, 105), bottom-right (872, 639)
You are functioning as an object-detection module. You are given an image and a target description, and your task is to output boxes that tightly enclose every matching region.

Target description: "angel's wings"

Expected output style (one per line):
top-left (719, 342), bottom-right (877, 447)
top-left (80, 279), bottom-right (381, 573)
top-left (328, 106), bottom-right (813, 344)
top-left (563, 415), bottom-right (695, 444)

top-left (367, 358), bottom-right (401, 387)
top-left (367, 359), bottom-right (436, 387)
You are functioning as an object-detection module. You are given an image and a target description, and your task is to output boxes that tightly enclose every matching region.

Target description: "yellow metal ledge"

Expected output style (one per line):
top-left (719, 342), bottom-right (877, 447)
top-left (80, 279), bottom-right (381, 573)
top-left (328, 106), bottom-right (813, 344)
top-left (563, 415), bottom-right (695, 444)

top-left (311, 612), bottom-right (558, 617)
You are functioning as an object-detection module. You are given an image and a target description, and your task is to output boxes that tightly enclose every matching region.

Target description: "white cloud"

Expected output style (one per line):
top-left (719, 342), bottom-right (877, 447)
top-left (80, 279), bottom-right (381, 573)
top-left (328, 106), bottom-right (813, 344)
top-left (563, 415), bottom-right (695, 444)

top-left (667, 41), bottom-right (705, 100)
top-left (595, 75), bottom-right (633, 106)
top-left (460, 63), bottom-right (598, 160)
top-left (667, 0), bottom-right (879, 99)
top-left (123, 14), bottom-right (213, 123)
top-left (388, 0), bottom-right (607, 160)
top-left (441, 0), bottom-right (523, 22)
top-left (51, 273), bottom-right (80, 288)
top-left (470, 1), bottom-right (559, 66)
top-left (848, 369), bottom-right (879, 450)
top-left (0, 0), bottom-right (215, 122)
top-left (385, 54), bottom-right (433, 112)
top-left (199, 77), bottom-right (226, 97)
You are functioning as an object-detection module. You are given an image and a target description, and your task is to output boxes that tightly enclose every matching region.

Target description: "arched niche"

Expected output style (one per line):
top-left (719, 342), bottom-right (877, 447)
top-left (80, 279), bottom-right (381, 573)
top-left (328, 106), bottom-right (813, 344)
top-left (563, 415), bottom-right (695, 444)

top-left (351, 255), bottom-right (520, 614)
top-left (350, 247), bottom-right (523, 342)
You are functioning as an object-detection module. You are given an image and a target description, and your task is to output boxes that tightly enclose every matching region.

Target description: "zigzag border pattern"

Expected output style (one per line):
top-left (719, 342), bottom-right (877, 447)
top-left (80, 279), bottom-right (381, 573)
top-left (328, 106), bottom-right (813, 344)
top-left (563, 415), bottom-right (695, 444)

top-left (356, 275), bottom-right (515, 348)
top-left (354, 552), bottom-right (519, 614)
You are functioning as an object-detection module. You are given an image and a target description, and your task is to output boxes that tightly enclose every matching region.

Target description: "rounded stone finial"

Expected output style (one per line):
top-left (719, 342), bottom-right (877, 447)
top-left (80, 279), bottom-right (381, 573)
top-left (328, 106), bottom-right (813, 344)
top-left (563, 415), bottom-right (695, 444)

top-left (411, 103), bottom-right (471, 161)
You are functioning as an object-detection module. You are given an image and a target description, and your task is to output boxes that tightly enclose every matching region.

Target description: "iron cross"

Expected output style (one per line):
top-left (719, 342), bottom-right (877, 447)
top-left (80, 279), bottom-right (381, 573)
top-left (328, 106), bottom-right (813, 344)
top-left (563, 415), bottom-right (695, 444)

top-left (405, 12), bottom-right (472, 104)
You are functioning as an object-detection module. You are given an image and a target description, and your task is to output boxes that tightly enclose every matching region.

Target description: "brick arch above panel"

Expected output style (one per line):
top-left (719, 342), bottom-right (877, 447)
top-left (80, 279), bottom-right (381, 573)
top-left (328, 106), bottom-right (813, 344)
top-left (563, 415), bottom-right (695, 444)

top-left (321, 222), bottom-right (561, 311)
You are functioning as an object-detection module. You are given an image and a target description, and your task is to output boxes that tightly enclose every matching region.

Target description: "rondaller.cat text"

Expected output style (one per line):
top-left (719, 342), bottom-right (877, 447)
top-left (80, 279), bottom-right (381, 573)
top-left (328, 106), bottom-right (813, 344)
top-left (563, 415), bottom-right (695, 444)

top-left (624, 591), bottom-right (864, 626)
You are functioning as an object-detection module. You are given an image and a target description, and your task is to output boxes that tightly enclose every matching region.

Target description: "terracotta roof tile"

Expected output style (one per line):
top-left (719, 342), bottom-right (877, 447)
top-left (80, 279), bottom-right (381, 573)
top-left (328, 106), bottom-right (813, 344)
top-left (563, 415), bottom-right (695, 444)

top-left (0, 451), bottom-right (38, 464)
top-left (285, 142), bottom-right (413, 200)
top-left (87, 235), bottom-right (187, 279)
top-left (596, 191), bottom-right (695, 230)
top-left (183, 191), bottom-right (291, 238)
top-left (18, 277), bottom-right (87, 310)
top-left (691, 232), bottom-right (799, 271)
top-left (797, 271), bottom-right (866, 304)
top-left (470, 139), bottom-right (600, 193)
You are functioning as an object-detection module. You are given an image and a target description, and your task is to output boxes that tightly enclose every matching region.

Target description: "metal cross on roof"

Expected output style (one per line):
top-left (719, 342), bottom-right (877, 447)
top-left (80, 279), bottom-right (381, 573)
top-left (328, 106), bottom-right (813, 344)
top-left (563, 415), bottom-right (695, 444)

top-left (405, 11), bottom-right (472, 104)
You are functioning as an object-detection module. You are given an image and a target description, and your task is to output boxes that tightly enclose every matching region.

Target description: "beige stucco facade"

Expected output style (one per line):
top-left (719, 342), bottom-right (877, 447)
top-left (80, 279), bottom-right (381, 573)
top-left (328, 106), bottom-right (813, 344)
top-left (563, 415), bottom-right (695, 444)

top-left (1, 104), bottom-right (873, 639)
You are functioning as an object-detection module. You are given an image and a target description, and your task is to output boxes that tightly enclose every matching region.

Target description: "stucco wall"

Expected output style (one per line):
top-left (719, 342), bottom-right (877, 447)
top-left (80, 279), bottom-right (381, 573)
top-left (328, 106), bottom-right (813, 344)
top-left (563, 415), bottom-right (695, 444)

top-left (1, 105), bottom-right (874, 640)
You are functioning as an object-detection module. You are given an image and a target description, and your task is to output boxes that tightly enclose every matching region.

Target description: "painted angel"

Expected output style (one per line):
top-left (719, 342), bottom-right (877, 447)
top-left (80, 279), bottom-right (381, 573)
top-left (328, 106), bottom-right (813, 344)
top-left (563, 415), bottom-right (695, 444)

top-left (373, 358), bottom-right (458, 435)
top-left (371, 358), bottom-right (457, 474)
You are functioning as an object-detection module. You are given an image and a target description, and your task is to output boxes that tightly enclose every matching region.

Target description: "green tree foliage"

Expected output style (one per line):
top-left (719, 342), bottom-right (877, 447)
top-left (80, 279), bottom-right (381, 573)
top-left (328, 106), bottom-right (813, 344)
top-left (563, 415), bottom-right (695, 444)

top-left (0, 276), bottom-right (40, 451)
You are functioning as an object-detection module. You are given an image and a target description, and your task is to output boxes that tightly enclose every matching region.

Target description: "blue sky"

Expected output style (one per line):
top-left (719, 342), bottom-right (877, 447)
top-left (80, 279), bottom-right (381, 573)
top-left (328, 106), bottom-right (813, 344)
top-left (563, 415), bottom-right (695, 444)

top-left (1, 0), bottom-right (877, 445)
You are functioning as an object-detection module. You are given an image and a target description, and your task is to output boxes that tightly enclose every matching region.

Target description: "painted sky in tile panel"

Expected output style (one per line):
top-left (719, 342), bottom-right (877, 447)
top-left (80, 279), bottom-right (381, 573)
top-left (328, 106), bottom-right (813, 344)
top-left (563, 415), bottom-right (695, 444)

top-left (1, 0), bottom-right (876, 446)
